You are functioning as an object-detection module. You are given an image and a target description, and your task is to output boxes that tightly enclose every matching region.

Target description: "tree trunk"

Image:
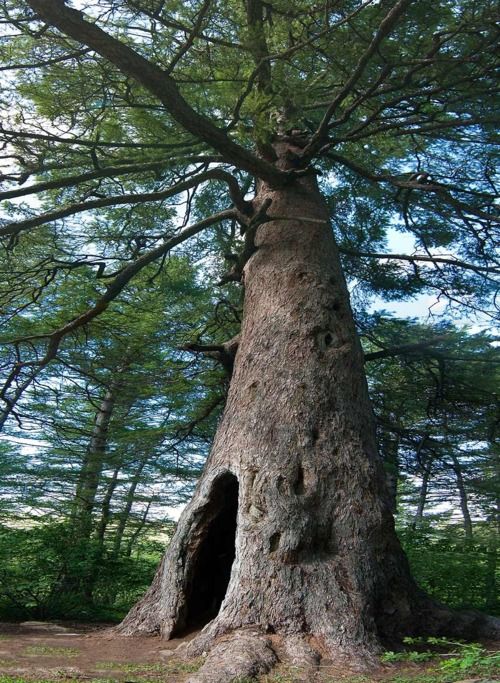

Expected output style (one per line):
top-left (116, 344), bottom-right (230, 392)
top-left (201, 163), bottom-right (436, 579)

top-left (125, 499), bottom-right (152, 557)
top-left (380, 433), bottom-right (400, 514)
top-left (63, 378), bottom-right (121, 601)
top-left (450, 454), bottom-right (473, 544)
top-left (112, 457), bottom-right (147, 558)
top-left (411, 442), bottom-right (432, 530)
top-left (412, 467), bottom-right (431, 530)
top-left (95, 465), bottom-right (120, 550)
top-left (71, 385), bottom-right (117, 540)
top-left (118, 161), bottom-right (499, 679)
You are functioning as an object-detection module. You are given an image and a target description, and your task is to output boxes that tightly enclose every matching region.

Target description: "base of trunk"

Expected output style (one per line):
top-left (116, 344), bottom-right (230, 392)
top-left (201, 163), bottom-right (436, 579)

top-left (161, 606), bottom-right (500, 683)
top-left (117, 467), bottom-right (499, 682)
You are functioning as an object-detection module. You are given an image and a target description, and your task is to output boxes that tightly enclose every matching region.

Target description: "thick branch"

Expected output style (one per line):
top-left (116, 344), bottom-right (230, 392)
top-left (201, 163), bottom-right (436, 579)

top-left (0, 169), bottom-right (250, 238)
top-left (0, 126), bottom-right (198, 150)
top-left (0, 161), bottom-right (162, 201)
top-left (364, 336), bottom-right (448, 362)
top-left (183, 335), bottom-right (240, 376)
top-left (11, 208), bottom-right (235, 367)
top-left (26, 0), bottom-right (286, 185)
top-left (305, 0), bottom-right (412, 156)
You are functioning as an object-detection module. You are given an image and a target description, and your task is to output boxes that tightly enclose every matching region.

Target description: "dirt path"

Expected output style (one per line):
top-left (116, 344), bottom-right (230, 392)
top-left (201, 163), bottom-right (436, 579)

top-left (0, 621), bottom-right (198, 682)
top-left (0, 622), bottom-right (498, 683)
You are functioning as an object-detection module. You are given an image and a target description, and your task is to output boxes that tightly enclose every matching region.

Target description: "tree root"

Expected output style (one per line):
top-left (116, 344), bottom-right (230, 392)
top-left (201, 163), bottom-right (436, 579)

top-left (184, 628), bottom-right (277, 683)
top-left (419, 600), bottom-right (500, 640)
top-left (278, 634), bottom-right (321, 681)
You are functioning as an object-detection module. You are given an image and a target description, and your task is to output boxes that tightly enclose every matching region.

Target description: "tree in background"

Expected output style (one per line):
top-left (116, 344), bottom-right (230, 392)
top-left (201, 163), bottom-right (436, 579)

top-left (0, 0), bottom-right (498, 679)
top-left (366, 319), bottom-right (499, 616)
top-left (0, 258), bottom-right (230, 618)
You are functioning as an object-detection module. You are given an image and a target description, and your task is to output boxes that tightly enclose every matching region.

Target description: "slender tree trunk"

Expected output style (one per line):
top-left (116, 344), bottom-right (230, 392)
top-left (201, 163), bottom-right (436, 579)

top-left (119, 157), bottom-right (499, 678)
top-left (112, 457), bottom-right (147, 558)
top-left (411, 441), bottom-right (432, 530)
top-left (62, 375), bottom-right (124, 600)
top-left (381, 433), bottom-right (400, 514)
top-left (95, 465), bottom-right (120, 550)
top-left (450, 454), bottom-right (473, 543)
top-left (412, 468), bottom-right (431, 530)
top-left (485, 530), bottom-right (498, 613)
top-left (71, 385), bottom-right (117, 540)
top-left (125, 500), bottom-right (152, 557)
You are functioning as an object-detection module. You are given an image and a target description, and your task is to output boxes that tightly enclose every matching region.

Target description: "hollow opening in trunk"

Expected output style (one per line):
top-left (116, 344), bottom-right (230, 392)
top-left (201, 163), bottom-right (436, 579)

top-left (181, 472), bottom-right (239, 632)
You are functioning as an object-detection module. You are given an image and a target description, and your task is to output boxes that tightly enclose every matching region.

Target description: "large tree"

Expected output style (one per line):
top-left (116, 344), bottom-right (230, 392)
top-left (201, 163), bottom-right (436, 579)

top-left (0, 0), bottom-right (498, 680)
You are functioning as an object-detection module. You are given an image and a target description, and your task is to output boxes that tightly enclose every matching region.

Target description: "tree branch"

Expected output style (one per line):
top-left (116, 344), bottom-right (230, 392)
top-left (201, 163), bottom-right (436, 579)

top-left (340, 248), bottom-right (499, 275)
top-left (26, 0), bottom-right (286, 185)
top-left (304, 0), bottom-right (412, 156)
top-left (8, 208), bottom-right (235, 368)
top-left (0, 169), bottom-right (250, 239)
top-left (328, 152), bottom-right (499, 224)
top-left (364, 336), bottom-right (448, 362)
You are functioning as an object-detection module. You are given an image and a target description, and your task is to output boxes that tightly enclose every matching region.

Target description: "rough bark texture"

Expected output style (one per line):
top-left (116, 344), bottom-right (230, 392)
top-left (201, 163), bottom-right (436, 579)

top-left (119, 150), bottom-right (499, 677)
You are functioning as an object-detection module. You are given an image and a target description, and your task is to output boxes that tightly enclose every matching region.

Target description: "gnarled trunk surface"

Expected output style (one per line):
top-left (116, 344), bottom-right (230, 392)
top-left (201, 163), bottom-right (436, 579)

top-left (119, 164), bottom-right (499, 680)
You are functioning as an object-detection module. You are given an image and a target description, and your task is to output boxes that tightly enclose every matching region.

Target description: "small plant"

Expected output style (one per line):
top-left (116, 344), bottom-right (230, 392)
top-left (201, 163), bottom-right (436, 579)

top-left (382, 636), bottom-right (500, 677)
top-left (381, 650), bottom-right (434, 663)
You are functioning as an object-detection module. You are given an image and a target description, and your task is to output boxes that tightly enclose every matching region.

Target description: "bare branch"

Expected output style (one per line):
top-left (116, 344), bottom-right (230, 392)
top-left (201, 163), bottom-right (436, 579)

top-left (340, 248), bottom-right (499, 276)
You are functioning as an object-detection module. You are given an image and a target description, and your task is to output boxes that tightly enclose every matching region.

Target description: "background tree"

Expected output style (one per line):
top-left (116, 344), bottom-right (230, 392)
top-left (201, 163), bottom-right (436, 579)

top-left (0, 257), bottom-right (232, 619)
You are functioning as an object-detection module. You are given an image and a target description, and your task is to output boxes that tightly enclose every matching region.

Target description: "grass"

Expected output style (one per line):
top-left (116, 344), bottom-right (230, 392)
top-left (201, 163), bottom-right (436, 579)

top-left (22, 647), bottom-right (80, 658)
top-left (1, 637), bottom-right (498, 683)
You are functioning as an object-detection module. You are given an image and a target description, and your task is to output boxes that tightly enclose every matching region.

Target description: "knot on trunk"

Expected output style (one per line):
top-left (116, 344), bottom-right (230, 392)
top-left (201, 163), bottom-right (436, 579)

top-left (182, 335), bottom-right (240, 376)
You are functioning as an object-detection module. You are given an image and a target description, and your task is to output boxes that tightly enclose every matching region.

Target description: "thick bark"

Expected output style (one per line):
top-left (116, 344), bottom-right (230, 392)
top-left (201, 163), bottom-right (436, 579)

top-left (119, 158), bottom-right (499, 677)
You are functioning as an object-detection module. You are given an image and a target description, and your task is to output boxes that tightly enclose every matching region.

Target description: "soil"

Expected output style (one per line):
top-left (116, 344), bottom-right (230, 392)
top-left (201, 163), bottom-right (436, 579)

top-left (0, 621), bottom-right (497, 683)
top-left (0, 621), bottom-right (197, 682)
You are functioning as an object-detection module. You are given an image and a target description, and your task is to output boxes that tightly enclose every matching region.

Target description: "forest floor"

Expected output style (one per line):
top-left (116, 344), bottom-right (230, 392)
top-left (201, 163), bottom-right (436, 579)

top-left (0, 621), bottom-right (498, 683)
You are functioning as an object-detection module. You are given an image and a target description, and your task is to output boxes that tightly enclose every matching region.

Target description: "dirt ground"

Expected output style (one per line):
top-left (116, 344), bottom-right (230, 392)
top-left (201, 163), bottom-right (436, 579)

top-left (0, 621), bottom-right (498, 683)
top-left (0, 621), bottom-right (198, 682)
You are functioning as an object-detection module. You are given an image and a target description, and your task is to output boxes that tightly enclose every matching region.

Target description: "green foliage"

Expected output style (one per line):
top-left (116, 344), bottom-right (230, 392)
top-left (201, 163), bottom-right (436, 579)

top-left (383, 637), bottom-right (500, 677)
top-left (0, 523), bottom-right (162, 621)
top-left (0, 0), bottom-right (498, 636)
top-left (400, 523), bottom-right (499, 614)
